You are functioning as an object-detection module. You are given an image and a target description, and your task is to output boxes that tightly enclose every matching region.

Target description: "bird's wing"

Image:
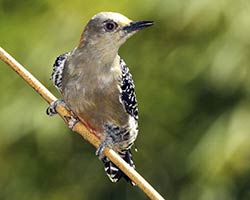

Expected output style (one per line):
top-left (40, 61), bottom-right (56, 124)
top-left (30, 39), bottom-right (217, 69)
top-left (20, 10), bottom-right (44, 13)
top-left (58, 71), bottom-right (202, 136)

top-left (119, 58), bottom-right (139, 121)
top-left (51, 53), bottom-right (69, 92)
top-left (102, 149), bottom-right (135, 185)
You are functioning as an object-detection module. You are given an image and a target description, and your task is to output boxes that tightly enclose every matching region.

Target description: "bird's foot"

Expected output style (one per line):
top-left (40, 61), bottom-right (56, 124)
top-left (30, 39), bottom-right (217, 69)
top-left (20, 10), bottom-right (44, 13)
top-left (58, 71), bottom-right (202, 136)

top-left (46, 99), bottom-right (79, 129)
top-left (95, 124), bottom-right (124, 159)
top-left (64, 115), bottom-right (80, 130)
top-left (96, 136), bottom-right (115, 160)
top-left (46, 99), bottom-right (67, 116)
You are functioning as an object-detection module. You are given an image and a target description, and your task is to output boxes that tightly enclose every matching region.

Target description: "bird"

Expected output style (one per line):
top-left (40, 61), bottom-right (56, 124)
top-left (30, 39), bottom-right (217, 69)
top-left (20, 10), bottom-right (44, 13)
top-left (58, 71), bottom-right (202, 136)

top-left (47, 12), bottom-right (153, 184)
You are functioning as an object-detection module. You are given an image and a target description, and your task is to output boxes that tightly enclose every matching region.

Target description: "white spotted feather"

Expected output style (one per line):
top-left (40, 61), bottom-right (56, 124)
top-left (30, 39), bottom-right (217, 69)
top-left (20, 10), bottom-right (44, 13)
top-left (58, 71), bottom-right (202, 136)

top-left (51, 53), bottom-right (69, 92)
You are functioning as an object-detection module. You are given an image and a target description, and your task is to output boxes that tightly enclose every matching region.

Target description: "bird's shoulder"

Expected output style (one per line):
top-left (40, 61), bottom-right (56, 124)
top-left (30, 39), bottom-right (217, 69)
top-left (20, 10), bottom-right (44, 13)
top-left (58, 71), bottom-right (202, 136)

top-left (119, 58), bottom-right (138, 121)
top-left (51, 52), bottom-right (69, 92)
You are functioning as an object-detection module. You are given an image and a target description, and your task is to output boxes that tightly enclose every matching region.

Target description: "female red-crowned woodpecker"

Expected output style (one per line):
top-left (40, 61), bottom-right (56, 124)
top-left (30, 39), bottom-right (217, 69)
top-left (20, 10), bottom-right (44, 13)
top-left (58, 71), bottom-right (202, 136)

top-left (47, 12), bottom-right (153, 184)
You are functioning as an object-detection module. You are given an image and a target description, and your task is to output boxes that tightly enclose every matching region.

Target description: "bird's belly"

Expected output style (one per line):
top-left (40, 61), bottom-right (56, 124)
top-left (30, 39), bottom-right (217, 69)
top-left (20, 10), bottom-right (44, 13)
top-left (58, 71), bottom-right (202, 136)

top-left (62, 80), bottom-right (129, 133)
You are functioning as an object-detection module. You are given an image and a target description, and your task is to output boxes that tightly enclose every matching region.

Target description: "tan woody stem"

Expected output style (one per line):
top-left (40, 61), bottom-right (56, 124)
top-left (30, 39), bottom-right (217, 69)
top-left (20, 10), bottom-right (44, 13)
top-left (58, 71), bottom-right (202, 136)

top-left (0, 47), bottom-right (165, 200)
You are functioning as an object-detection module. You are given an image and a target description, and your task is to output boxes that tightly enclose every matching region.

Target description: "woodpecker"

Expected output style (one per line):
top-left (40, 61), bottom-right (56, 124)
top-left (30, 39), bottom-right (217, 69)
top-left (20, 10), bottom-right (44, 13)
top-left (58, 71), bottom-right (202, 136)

top-left (47, 12), bottom-right (153, 184)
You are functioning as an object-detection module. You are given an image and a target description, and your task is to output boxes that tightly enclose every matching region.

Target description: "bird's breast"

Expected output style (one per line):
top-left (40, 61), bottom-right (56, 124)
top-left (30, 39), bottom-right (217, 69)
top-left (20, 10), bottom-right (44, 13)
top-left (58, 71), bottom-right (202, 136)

top-left (62, 70), bottom-right (128, 132)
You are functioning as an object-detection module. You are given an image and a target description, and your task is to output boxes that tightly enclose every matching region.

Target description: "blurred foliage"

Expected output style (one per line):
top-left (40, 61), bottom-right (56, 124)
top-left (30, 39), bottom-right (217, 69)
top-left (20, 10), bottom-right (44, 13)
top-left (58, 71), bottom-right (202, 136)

top-left (0, 0), bottom-right (250, 199)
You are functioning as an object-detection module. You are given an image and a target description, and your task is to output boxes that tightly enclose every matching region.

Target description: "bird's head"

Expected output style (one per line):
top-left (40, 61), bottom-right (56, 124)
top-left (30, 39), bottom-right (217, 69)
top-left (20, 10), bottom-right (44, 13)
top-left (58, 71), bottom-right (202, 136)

top-left (78, 12), bottom-right (153, 50)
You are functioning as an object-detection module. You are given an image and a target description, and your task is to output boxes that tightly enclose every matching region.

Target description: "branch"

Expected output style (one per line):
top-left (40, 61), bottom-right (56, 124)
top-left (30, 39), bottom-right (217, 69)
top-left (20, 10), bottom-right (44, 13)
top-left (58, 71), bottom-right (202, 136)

top-left (0, 47), bottom-right (165, 200)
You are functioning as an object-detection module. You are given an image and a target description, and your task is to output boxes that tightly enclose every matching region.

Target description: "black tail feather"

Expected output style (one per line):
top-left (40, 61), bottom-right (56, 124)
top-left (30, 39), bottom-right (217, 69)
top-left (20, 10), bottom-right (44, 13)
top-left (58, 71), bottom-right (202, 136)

top-left (102, 150), bottom-right (135, 185)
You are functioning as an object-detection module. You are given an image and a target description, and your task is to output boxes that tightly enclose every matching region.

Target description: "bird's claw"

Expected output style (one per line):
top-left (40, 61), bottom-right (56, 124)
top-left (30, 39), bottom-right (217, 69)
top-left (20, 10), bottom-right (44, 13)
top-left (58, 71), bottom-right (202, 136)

top-left (46, 99), bottom-right (67, 116)
top-left (96, 136), bottom-right (114, 159)
top-left (65, 115), bottom-right (80, 130)
top-left (46, 100), bottom-right (79, 130)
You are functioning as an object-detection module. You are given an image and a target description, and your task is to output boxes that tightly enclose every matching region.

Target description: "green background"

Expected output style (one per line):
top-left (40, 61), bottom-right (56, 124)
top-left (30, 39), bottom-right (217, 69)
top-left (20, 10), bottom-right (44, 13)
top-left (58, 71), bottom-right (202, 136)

top-left (0, 0), bottom-right (250, 199)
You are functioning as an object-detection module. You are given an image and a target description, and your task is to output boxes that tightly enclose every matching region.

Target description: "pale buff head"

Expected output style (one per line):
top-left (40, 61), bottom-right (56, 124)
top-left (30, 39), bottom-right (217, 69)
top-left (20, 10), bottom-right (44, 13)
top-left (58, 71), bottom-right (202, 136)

top-left (78, 12), bottom-right (153, 50)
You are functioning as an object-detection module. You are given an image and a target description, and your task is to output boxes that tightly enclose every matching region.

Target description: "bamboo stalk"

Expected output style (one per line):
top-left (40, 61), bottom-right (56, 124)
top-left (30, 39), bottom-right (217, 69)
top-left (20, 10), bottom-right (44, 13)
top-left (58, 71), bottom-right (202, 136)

top-left (0, 47), bottom-right (165, 200)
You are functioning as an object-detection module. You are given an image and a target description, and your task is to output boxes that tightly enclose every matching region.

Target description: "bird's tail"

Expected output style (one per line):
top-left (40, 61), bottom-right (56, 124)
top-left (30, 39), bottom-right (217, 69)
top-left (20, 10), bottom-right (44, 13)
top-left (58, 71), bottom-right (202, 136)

top-left (102, 149), bottom-right (135, 185)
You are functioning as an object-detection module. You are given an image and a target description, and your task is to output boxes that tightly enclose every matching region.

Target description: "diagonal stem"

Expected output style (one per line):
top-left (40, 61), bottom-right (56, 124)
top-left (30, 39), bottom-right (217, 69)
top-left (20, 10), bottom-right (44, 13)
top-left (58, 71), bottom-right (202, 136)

top-left (0, 47), bottom-right (165, 200)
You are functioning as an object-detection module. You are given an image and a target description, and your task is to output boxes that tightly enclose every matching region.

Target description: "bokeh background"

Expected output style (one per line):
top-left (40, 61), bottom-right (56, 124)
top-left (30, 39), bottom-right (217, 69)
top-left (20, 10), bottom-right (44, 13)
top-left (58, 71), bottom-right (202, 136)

top-left (1, 0), bottom-right (250, 199)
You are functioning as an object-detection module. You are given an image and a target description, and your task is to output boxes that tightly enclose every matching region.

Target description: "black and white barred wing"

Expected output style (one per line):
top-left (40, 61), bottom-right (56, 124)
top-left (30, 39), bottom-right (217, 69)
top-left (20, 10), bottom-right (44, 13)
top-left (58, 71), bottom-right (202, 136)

top-left (51, 53), bottom-right (69, 92)
top-left (101, 59), bottom-right (138, 185)
top-left (102, 150), bottom-right (135, 184)
top-left (119, 58), bottom-right (139, 121)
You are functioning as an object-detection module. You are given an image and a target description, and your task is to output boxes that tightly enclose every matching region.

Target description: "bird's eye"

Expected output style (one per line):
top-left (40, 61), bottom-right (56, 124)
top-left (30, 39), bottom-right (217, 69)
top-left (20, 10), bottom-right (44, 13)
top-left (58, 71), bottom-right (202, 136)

top-left (104, 21), bottom-right (118, 32)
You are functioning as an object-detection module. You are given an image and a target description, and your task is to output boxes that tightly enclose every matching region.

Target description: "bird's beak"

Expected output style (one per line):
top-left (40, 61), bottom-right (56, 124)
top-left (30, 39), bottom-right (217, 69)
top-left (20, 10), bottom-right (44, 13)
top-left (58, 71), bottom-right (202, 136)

top-left (123, 20), bottom-right (154, 33)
